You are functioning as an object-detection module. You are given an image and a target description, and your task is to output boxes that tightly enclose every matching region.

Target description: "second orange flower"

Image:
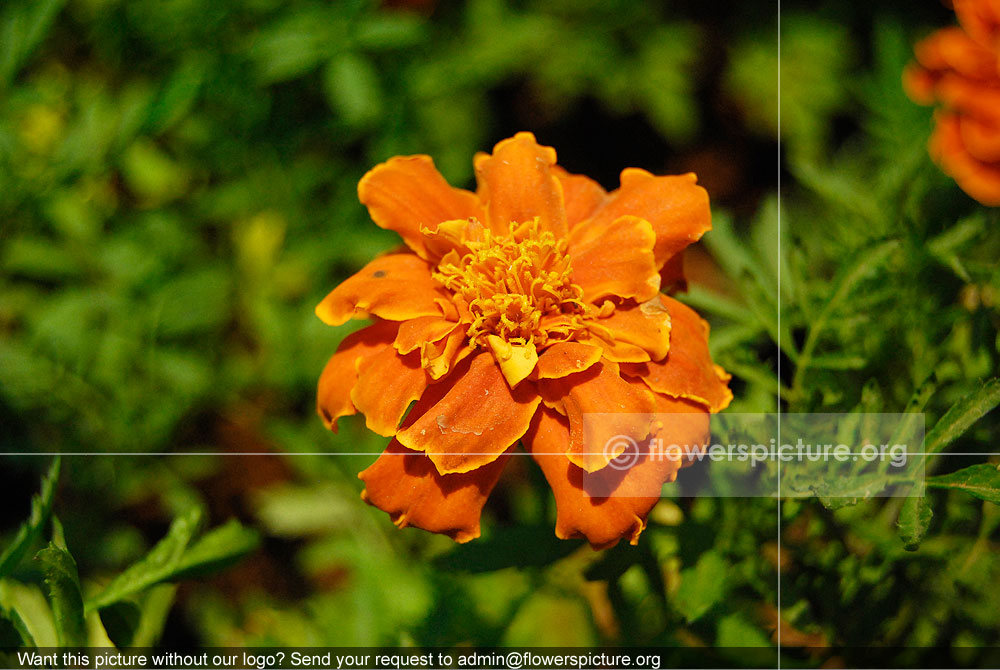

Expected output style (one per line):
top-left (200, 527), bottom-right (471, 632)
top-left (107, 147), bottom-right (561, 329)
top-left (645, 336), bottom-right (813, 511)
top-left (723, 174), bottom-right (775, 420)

top-left (317, 132), bottom-right (731, 549)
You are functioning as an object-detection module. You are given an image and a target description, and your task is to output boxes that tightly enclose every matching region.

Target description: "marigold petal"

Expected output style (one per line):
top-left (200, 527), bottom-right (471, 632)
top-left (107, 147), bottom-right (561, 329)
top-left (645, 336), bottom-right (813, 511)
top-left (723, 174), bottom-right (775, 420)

top-left (317, 320), bottom-right (399, 432)
top-left (553, 166), bottom-right (608, 228)
top-left (359, 440), bottom-right (511, 543)
top-left (586, 297), bottom-right (672, 363)
top-left (397, 353), bottom-right (541, 474)
top-left (358, 156), bottom-right (483, 259)
top-left (621, 296), bottom-right (733, 413)
top-left (486, 335), bottom-right (538, 388)
top-left (534, 342), bottom-right (603, 380)
top-left (960, 116), bottom-right (1000, 163)
top-left (912, 27), bottom-right (997, 80)
top-left (659, 252), bottom-right (687, 293)
top-left (526, 405), bottom-right (707, 549)
top-left (954, 0), bottom-right (1000, 51)
top-left (423, 329), bottom-right (472, 380)
top-left (315, 254), bottom-right (449, 326)
top-left (589, 169), bottom-right (711, 268)
top-left (931, 113), bottom-right (1000, 206)
top-left (351, 347), bottom-right (429, 437)
top-left (567, 215), bottom-right (660, 304)
top-left (538, 359), bottom-right (656, 473)
top-left (474, 132), bottom-right (567, 237)
top-left (394, 316), bottom-right (458, 355)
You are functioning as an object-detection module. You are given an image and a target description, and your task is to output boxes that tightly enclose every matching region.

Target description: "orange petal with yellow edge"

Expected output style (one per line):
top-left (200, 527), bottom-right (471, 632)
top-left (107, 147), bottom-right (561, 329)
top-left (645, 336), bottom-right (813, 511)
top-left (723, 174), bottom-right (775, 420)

top-left (553, 166), bottom-right (608, 228)
top-left (538, 359), bottom-right (656, 473)
top-left (586, 297), bottom-right (672, 363)
top-left (567, 215), bottom-right (660, 304)
top-left (422, 327), bottom-right (470, 380)
top-left (315, 253), bottom-right (449, 326)
top-left (525, 405), bottom-right (704, 549)
top-left (621, 295), bottom-right (733, 413)
top-left (394, 316), bottom-right (458, 355)
top-left (360, 440), bottom-right (512, 543)
top-left (534, 342), bottom-right (603, 380)
top-left (351, 347), bottom-right (429, 437)
top-left (396, 353), bottom-right (541, 475)
top-left (358, 156), bottom-right (483, 260)
top-left (474, 132), bottom-right (567, 237)
top-left (317, 320), bottom-right (399, 432)
top-left (588, 169), bottom-right (711, 268)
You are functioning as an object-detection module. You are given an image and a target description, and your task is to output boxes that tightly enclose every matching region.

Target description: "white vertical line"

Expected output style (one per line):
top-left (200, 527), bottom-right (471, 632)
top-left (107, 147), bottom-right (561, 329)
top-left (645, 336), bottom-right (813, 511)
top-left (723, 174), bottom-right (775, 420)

top-left (775, 0), bottom-right (783, 665)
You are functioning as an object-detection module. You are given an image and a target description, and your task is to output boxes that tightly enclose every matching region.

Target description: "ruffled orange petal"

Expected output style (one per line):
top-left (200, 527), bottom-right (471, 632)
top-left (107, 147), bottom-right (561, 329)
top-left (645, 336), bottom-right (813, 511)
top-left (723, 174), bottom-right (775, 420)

top-left (534, 342), bottom-right (603, 380)
top-left (586, 297), bottom-right (672, 363)
top-left (351, 347), bottom-right (429, 437)
top-left (931, 112), bottom-right (1000, 206)
top-left (474, 132), bottom-right (567, 237)
top-left (538, 359), bottom-right (656, 473)
top-left (315, 254), bottom-right (449, 326)
top-left (553, 166), bottom-right (608, 228)
top-left (567, 215), bottom-right (660, 304)
top-left (913, 27), bottom-right (998, 81)
top-left (396, 353), bottom-right (541, 474)
top-left (960, 115), bottom-right (1000, 163)
top-left (359, 440), bottom-right (511, 543)
top-left (358, 156), bottom-right (483, 260)
top-left (588, 169), bottom-right (711, 269)
top-left (394, 316), bottom-right (458, 355)
top-left (317, 320), bottom-right (399, 432)
top-left (658, 252), bottom-right (687, 293)
top-left (621, 296), bottom-right (733, 413)
top-left (954, 0), bottom-right (1000, 51)
top-left (526, 405), bottom-right (705, 549)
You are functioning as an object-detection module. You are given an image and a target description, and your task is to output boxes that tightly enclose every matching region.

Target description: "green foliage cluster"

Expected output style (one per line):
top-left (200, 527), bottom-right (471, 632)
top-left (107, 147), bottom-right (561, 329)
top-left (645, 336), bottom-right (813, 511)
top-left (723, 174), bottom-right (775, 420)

top-left (1, 0), bottom-right (999, 665)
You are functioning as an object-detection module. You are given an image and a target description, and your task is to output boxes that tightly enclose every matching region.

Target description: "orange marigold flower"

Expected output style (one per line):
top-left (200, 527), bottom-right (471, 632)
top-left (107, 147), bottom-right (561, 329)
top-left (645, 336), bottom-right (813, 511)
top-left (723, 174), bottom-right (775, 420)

top-left (903, 0), bottom-right (1000, 205)
top-left (316, 132), bottom-right (732, 549)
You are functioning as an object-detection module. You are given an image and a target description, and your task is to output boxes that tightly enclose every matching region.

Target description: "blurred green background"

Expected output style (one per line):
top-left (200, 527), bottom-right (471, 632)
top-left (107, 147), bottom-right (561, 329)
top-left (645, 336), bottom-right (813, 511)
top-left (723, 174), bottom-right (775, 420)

top-left (2, 0), bottom-right (999, 666)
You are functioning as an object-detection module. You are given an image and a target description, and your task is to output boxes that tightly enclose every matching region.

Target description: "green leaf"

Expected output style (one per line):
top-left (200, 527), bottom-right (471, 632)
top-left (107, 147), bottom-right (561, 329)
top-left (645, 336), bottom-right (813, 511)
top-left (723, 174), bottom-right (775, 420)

top-left (925, 379), bottom-right (1000, 456)
top-left (433, 527), bottom-right (582, 573)
top-left (792, 239), bottom-right (899, 396)
top-left (84, 510), bottom-right (259, 613)
top-left (36, 543), bottom-right (87, 647)
top-left (716, 613), bottom-right (772, 647)
top-left (897, 484), bottom-right (933, 551)
top-left (0, 457), bottom-right (60, 580)
top-left (673, 550), bottom-right (728, 623)
top-left (172, 520), bottom-right (261, 579)
top-left (0, 582), bottom-right (56, 647)
top-left (926, 464), bottom-right (1000, 506)
top-left (85, 507), bottom-right (202, 612)
top-left (323, 53), bottom-right (383, 128)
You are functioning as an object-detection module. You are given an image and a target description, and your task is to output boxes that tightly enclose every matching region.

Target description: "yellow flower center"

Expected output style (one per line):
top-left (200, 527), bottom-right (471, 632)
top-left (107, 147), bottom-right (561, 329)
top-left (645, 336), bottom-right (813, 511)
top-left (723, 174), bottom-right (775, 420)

top-left (433, 219), bottom-right (589, 351)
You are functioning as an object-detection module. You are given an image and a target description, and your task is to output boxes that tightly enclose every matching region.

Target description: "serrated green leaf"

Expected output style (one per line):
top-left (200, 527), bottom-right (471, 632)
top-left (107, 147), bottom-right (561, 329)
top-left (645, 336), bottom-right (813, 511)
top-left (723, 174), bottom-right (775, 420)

top-left (925, 379), bottom-right (1000, 456)
top-left (673, 550), bottom-right (728, 623)
top-left (897, 484), bottom-right (933, 550)
top-left (0, 458), bottom-right (60, 580)
top-left (926, 464), bottom-right (1000, 506)
top-left (36, 543), bottom-right (87, 647)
